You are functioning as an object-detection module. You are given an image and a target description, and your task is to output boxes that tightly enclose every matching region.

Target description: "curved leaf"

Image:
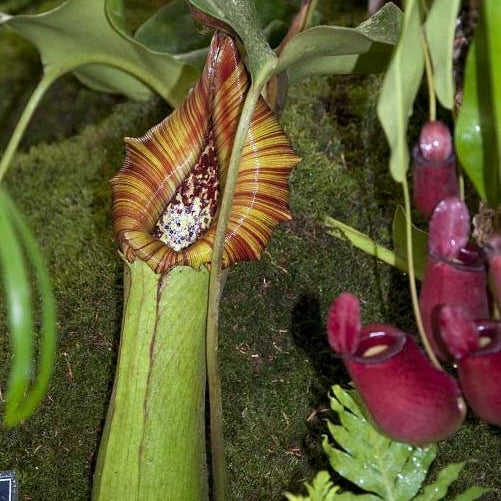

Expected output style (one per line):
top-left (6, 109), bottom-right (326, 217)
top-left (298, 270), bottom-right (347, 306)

top-left (134, 0), bottom-right (211, 57)
top-left (2, 0), bottom-right (198, 105)
top-left (133, 0), bottom-right (298, 72)
top-left (377, 0), bottom-right (424, 183)
top-left (424, 0), bottom-right (461, 110)
top-left (0, 188), bottom-right (33, 426)
top-left (2, 190), bottom-right (57, 426)
top-left (455, 0), bottom-right (501, 206)
top-left (277, 2), bottom-right (401, 77)
top-left (186, 0), bottom-right (277, 82)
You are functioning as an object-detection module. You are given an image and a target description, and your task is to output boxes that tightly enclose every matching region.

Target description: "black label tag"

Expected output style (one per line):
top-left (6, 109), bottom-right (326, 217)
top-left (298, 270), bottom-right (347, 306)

top-left (0, 472), bottom-right (17, 501)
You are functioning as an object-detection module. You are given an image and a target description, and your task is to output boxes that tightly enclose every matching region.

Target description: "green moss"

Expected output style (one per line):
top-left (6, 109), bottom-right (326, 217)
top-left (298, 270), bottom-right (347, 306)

top-left (0, 1), bottom-right (499, 500)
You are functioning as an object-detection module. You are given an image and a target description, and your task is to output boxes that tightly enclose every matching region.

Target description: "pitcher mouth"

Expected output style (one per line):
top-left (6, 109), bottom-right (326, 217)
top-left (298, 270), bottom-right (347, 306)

top-left (429, 244), bottom-right (486, 272)
top-left (346, 324), bottom-right (407, 364)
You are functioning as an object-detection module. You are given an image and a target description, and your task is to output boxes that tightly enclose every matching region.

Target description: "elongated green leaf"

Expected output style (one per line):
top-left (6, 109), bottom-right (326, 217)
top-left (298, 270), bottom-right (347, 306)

top-left (377, 0), bottom-right (424, 183)
top-left (324, 386), bottom-right (437, 501)
top-left (414, 462), bottom-right (465, 501)
top-left (392, 205), bottom-right (427, 280)
top-left (2, 0), bottom-right (198, 105)
top-left (278, 2), bottom-right (401, 78)
top-left (186, 0), bottom-right (277, 82)
top-left (455, 42), bottom-right (486, 200)
top-left (0, 188), bottom-right (33, 426)
top-left (325, 216), bottom-right (408, 274)
top-left (455, 0), bottom-right (501, 206)
top-left (2, 190), bottom-right (57, 426)
top-left (424, 0), bottom-right (461, 109)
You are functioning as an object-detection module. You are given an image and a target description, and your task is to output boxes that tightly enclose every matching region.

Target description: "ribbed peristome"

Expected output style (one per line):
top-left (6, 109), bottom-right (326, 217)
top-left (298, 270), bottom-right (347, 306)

top-left (111, 32), bottom-right (300, 273)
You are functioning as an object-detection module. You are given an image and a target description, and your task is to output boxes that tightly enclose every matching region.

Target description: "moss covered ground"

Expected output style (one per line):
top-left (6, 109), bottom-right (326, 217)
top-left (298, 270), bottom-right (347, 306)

top-left (0, 0), bottom-right (499, 499)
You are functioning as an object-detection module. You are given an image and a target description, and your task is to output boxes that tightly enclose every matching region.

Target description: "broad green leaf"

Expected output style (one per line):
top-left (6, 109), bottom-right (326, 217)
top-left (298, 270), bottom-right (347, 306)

top-left (324, 386), bottom-right (437, 501)
top-left (453, 486), bottom-right (490, 501)
top-left (2, 0), bottom-right (198, 105)
top-left (186, 0), bottom-right (277, 83)
top-left (325, 216), bottom-right (408, 274)
top-left (280, 3), bottom-right (402, 82)
top-left (1, 189), bottom-right (57, 427)
top-left (134, 0), bottom-right (211, 70)
top-left (392, 205), bottom-right (427, 281)
top-left (424, 0), bottom-right (461, 110)
top-left (414, 462), bottom-right (465, 501)
top-left (455, 0), bottom-right (501, 206)
top-left (377, 0), bottom-right (424, 183)
top-left (133, 0), bottom-right (297, 72)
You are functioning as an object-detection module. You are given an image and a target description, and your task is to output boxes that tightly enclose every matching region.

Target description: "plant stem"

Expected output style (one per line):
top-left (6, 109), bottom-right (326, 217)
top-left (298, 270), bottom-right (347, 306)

top-left (402, 178), bottom-right (442, 370)
top-left (206, 83), bottom-right (262, 501)
top-left (0, 70), bottom-right (60, 182)
top-left (421, 30), bottom-right (436, 122)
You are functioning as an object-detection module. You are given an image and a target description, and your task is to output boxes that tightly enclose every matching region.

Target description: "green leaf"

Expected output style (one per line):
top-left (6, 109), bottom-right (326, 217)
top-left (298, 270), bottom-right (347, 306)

top-left (0, 188), bottom-right (33, 425)
top-left (133, 0), bottom-right (298, 72)
top-left (134, 0), bottom-right (211, 70)
top-left (455, 0), bottom-right (501, 205)
top-left (414, 462), bottom-right (465, 501)
top-left (280, 3), bottom-right (402, 82)
top-left (0, 188), bottom-right (57, 427)
top-left (453, 486), bottom-right (490, 501)
top-left (392, 205), bottom-right (427, 281)
top-left (2, 0), bottom-right (198, 105)
top-left (186, 0), bottom-right (277, 83)
top-left (424, 0), bottom-right (461, 110)
top-left (377, 0), bottom-right (424, 183)
top-left (325, 216), bottom-right (408, 274)
top-left (323, 386), bottom-right (437, 501)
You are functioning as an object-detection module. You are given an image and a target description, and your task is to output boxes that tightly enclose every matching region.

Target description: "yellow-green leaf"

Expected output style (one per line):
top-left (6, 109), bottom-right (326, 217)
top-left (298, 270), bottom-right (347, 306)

top-left (278, 3), bottom-right (402, 80)
top-left (425, 0), bottom-right (461, 110)
top-left (455, 0), bottom-right (501, 206)
top-left (377, 0), bottom-right (424, 183)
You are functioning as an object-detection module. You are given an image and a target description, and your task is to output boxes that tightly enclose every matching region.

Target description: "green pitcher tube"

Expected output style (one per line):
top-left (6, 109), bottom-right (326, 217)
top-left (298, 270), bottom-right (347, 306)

top-left (92, 260), bottom-right (209, 501)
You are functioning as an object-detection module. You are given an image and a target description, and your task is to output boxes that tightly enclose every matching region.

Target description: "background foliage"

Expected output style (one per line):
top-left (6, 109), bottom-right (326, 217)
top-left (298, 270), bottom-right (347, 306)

top-left (0, 0), bottom-right (499, 499)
